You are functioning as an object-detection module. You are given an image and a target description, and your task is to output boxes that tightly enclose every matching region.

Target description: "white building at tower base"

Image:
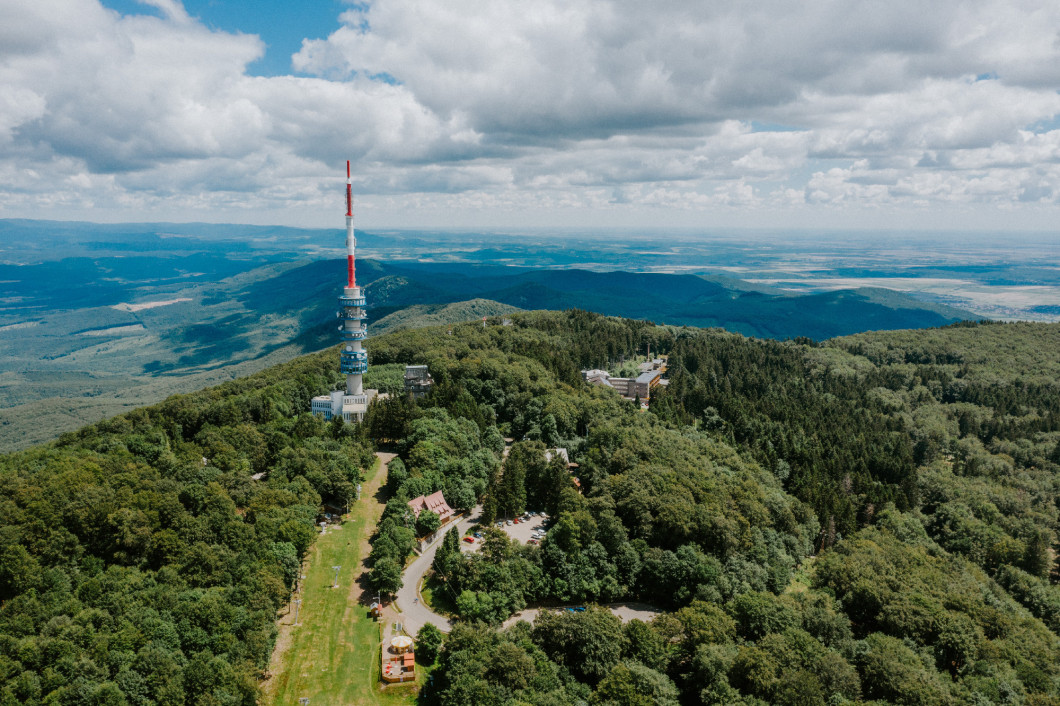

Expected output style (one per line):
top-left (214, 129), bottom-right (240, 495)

top-left (310, 389), bottom-right (379, 423)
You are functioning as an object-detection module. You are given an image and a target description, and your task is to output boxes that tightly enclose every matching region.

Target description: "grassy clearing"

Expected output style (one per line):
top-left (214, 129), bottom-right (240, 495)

top-left (420, 574), bottom-right (459, 617)
top-left (265, 457), bottom-right (420, 706)
top-left (783, 555), bottom-right (818, 596)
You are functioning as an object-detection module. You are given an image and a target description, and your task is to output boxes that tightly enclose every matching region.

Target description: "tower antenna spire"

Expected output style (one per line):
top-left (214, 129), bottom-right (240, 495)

top-left (346, 160), bottom-right (353, 217)
top-left (345, 160), bottom-right (355, 287)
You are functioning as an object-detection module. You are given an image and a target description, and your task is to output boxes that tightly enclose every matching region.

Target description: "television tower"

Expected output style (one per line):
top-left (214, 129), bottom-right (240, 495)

top-left (339, 160), bottom-right (368, 395)
top-left (309, 162), bottom-right (376, 423)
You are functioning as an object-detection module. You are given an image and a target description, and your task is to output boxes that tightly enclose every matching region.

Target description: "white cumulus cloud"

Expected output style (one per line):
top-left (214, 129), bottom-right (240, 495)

top-left (0, 0), bottom-right (1059, 227)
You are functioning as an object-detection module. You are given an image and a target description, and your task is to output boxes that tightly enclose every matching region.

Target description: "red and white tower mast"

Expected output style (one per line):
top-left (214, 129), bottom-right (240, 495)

top-left (338, 160), bottom-right (367, 398)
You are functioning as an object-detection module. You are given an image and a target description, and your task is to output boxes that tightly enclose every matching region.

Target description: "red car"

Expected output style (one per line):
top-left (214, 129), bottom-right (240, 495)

top-left (463, 536), bottom-right (475, 543)
top-left (513, 518), bottom-right (521, 524)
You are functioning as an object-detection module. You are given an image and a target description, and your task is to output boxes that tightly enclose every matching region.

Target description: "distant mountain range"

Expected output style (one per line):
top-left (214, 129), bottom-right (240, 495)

top-left (221, 257), bottom-right (977, 358)
top-left (353, 261), bottom-right (975, 339)
top-left (0, 254), bottom-right (976, 451)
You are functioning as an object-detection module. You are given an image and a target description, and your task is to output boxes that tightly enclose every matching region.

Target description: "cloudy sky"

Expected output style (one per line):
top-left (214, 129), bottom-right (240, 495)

top-left (1, 0), bottom-right (1059, 230)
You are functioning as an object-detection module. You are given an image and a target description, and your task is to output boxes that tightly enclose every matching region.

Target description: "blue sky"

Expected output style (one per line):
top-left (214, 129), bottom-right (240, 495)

top-left (1, 0), bottom-right (1060, 230)
top-left (99, 0), bottom-right (345, 77)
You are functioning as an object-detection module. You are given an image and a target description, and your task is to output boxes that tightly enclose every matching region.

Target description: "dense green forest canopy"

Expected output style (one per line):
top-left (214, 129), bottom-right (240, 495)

top-left (0, 350), bottom-right (374, 705)
top-left (2, 310), bottom-right (1060, 705)
top-left (361, 312), bottom-right (1060, 704)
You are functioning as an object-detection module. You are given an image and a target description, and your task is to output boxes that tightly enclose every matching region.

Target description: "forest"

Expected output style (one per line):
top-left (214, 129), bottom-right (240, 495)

top-left (1, 309), bottom-right (1059, 704)
top-left (363, 312), bottom-right (1060, 704)
top-left (0, 349), bottom-right (374, 704)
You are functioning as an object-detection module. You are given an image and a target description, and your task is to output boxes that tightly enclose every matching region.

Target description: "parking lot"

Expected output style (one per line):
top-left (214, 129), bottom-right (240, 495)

top-left (460, 512), bottom-right (549, 552)
top-left (502, 603), bottom-right (662, 629)
top-left (496, 513), bottom-right (548, 544)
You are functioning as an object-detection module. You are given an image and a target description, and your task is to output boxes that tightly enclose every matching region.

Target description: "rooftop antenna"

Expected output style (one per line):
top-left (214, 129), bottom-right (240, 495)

top-left (345, 160), bottom-right (354, 288)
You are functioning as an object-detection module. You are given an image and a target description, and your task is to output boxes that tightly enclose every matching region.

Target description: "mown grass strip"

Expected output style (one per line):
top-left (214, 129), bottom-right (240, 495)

top-left (268, 457), bottom-right (420, 705)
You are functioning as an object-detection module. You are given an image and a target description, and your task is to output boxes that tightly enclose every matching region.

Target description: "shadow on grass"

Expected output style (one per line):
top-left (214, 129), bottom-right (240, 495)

top-left (354, 455), bottom-right (395, 610)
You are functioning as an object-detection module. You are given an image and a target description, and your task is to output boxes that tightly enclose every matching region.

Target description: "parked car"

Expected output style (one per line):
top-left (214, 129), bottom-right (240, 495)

top-left (463, 536), bottom-right (475, 544)
top-left (506, 520), bottom-right (513, 526)
top-left (527, 539), bottom-right (539, 545)
top-left (473, 532), bottom-right (483, 538)
top-left (513, 518), bottom-right (520, 524)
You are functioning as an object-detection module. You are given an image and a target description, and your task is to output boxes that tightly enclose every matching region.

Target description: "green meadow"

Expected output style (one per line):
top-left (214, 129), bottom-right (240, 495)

top-left (265, 457), bottom-right (421, 706)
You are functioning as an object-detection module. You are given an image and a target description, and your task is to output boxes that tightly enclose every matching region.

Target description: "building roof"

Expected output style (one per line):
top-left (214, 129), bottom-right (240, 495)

top-left (545, 448), bottom-right (570, 465)
top-left (407, 490), bottom-right (455, 521)
top-left (636, 370), bottom-right (661, 384)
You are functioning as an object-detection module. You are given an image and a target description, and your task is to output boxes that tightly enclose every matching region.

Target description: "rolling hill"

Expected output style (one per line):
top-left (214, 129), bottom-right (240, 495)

top-left (0, 256), bottom-right (976, 452)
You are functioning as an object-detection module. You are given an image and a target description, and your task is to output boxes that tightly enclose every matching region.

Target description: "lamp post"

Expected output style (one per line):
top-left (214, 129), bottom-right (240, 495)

top-left (293, 599), bottom-right (301, 626)
top-left (332, 565), bottom-right (341, 588)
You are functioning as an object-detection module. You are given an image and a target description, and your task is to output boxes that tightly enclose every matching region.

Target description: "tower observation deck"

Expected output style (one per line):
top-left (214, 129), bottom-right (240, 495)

top-left (309, 162), bottom-right (378, 423)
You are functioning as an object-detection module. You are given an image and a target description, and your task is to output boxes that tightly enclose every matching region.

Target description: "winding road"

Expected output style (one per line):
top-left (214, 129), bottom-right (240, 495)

top-left (395, 506), bottom-right (482, 635)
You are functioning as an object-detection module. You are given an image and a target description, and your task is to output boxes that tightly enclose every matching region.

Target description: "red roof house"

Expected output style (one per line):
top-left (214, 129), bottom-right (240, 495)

top-left (407, 490), bottom-right (455, 523)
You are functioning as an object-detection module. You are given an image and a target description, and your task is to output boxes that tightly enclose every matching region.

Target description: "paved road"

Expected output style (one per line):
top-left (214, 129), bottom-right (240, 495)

top-left (395, 505), bottom-right (482, 635)
top-left (501, 602), bottom-right (662, 629)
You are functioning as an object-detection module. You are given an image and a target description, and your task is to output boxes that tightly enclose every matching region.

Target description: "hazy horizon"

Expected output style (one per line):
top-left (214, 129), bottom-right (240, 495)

top-left (5, 216), bottom-right (1060, 239)
top-left (4, 218), bottom-right (1059, 322)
